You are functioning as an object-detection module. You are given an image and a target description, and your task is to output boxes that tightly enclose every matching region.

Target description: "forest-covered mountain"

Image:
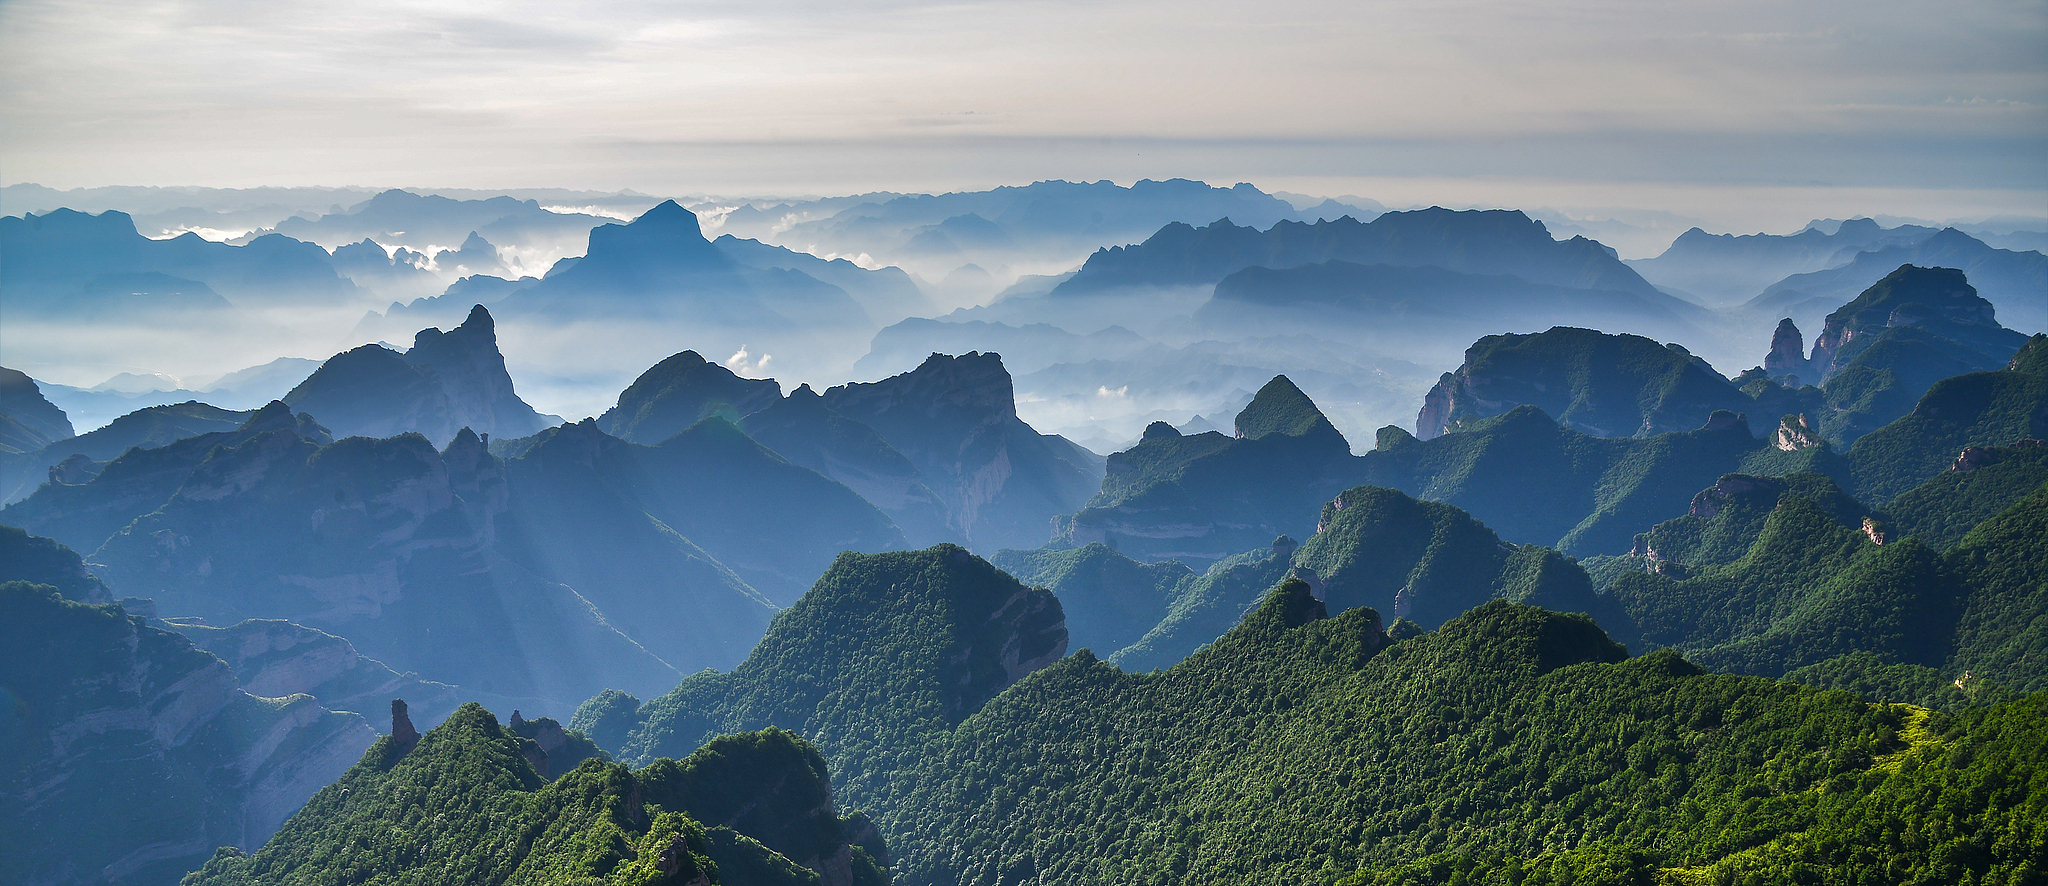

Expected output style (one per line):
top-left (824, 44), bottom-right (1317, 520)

top-left (181, 708), bottom-right (889, 886)
top-left (209, 537), bottom-right (2045, 885)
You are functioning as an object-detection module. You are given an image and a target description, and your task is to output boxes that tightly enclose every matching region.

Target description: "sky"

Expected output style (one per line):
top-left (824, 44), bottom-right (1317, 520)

top-left (2, 0), bottom-right (2045, 233)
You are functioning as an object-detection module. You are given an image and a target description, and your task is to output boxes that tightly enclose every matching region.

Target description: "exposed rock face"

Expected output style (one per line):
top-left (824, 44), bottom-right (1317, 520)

top-left (0, 365), bottom-right (74, 452)
top-left (821, 352), bottom-right (1104, 550)
top-left (1415, 373), bottom-right (1459, 442)
top-left (1764, 318), bottom-right (1815, 384)
top-left (0, 583), bottom-right (375, 882)
top-left (1807, 265), bottom-right (2027, 381)
top-left (1689, 474), bottom-right (1782, 520)
top-left (1954, 445), bottom-right (1997, 471)
top-left (391, 699), bottom-right (420, 751)
top-left (1862, 517), bottom-right (1888, 546)
top-left (938, 547), bottom-right (1069, 717)
top-left (284, 305), bottom-right (555, 446)
top-left (170, 617), bottom-right (462, 730)
top-left (1774, 414), bottom-right (1824, 451)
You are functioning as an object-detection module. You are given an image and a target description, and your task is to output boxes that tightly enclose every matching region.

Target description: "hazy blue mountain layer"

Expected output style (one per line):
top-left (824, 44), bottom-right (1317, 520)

top-left (285, 305), bottom-right (558, 446)
top-left (1, 572), bottom-right (375, 886)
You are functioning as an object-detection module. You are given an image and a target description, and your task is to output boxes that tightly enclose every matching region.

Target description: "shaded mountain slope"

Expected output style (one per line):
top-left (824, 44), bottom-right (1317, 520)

top-left (0, 365), bottom-right (73, 450)
top-left (0, 582), bottom-right (375, 886)
top-left (1063, 382), bottom-right (1767, 564)
top-left (285, 305), bottom-right (555, 445)
top-left (598, 349), bottom-right (782, 445)
top-left (1055, 376), bottom-right (1358, 564)
top-left (76, 427), bottom-right (680, 707)
top-left (990, 542), bottom-right (1194, 657)
top-left (819, 352), bottom-right (1104, 551)
top-left (1415, 327), bottom-right (1754, 439)
top-left (1, 401), bottom-right (331, 551)
top-left (738, 384), bottom-right (954, 546)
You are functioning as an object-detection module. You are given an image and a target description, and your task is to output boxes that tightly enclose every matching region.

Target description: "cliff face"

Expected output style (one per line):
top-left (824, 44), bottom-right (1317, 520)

top-left (168, 618), bottom-right (464, 731)
top-left (0, 366), bottom-right (74, 450)
top-left (0, 583), bottom-right (375, 886)
top-left (1764, 318), bottom-right (1818, 384)
top-left (63, 420), bottom-right (683, 709)
top-left (821, 352), bottom-right (1103, 550)
top-left (739, 383), bottom-right (956, 546)
top-left (1807, 265), bottom-right (2027, 381)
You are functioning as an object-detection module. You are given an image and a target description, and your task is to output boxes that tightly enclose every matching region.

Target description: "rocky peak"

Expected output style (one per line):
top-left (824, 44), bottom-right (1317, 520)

top-left (391, 699), bottom-right (420, 752)
top-left (285, 306), bottom-right (550, 445)
top-left (599, 349), bottom-right (783, 443)
top-left (1699, 410), bottom-right (1748, 433)
top-left (1773, 414), bottom-right (1824, 451)
top-left (824, 351), bottom-right (1020, 429)
top-left (574, 200), bottom-right (727, 273)
top-left (1235, 375), bottom-right (1348, 450)
top-left (1764, 318), bottom-right (1815, 384)
top-left (1688, 474), bottom-right (1781, 520)
top-left (1808, 265), bottom-right (2015, 378)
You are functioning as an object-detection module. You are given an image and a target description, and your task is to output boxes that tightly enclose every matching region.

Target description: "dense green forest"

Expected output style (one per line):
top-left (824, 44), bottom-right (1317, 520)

top-left (182, 708), bottom-right (888, 886)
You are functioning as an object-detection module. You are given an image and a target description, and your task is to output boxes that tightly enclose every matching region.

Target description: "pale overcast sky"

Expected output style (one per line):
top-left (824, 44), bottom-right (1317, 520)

top-left (2, 0), bottom-right (2043, 230)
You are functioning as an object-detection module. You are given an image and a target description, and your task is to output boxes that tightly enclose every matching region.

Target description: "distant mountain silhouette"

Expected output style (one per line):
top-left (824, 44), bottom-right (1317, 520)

top-left (493, 201), bottom-right (870, 330)
top-left (752, 179), bottom-right (1305, 270)
top-left (1747, 229), bottom-right (2047, 335)
top-left (1194, 259), bottom-right (1707, 353)
top-left (713, 233), bottom-right (931, 322)
top-left (284, 305), bottom-right (556, 446)
top-left (0, 208), bottom-right (356, 315)
top-left (1630, 218), bottom-right (1939, 305)
top-left (263, 188), bottom-right (612, 252)
top-left (1057, 207), bottom-right (1660, 297)
top-left (328, 237), bottom-right (444, 301)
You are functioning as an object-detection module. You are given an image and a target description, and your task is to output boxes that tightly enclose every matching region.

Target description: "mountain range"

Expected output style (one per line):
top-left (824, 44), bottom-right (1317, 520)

top-left (6, 181), bottom-right (2048, 886)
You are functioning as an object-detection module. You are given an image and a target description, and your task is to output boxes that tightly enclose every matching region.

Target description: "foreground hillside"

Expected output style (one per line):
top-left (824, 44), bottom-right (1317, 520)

top-left (210, 544), bottom-right (2047, 885)
top-left (183, 708), bottom-right (888, 886)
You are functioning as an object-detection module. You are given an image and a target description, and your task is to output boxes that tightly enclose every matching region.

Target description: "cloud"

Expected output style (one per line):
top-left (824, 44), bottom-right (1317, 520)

top-left (724, 344), bottom-right (771, 376)
top-left (0, 0), bottom-right (2041, 224)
